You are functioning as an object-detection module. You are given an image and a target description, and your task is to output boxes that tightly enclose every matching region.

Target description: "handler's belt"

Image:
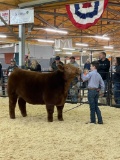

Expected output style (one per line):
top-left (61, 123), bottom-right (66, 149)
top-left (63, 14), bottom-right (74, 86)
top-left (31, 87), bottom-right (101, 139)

top-left (88, 88), bottom-right (98, 90)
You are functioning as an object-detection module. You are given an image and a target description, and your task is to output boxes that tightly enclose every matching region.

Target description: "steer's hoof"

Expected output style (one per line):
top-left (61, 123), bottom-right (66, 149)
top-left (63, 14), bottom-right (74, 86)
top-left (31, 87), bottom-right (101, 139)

top-left (48, 118), bottom-right (53, 122)
top-left (10, 116), bottom-right (15, 119)
top-left (58, 118), bottom-right (64, 121)
top-left (22, 114), bottom-right (27, 117)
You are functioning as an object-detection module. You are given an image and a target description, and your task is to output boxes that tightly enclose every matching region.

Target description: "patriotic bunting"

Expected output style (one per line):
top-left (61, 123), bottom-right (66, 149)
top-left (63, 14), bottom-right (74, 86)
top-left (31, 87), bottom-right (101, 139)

top-left (66, 0), bottom-right (108, 29)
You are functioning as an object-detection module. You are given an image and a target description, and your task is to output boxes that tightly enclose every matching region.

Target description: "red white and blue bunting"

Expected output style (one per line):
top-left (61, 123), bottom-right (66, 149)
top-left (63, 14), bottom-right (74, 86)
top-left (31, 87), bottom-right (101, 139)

top-left (66, 0), bottom-right (108, 29)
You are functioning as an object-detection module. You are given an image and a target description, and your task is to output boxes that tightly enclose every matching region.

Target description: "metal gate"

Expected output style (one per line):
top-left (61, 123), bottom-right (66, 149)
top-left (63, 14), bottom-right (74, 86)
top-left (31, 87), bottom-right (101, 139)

top-left (0, 72), bottom-right (120, 108)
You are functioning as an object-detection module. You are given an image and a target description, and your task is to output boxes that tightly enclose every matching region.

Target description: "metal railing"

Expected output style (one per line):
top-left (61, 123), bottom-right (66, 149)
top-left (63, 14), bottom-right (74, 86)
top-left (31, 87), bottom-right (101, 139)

top-left (0, 71), bottom-right (120, 108)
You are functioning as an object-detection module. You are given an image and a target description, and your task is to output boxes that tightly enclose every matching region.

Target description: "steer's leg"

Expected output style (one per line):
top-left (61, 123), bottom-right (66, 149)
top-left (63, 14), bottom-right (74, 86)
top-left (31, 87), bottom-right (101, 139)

top-left (9, 95), bottom-right (17, 119)
top-left (46, 105), bottom-right (54, 122)
top-left (18, 98), bottom-right (27, 117)
top-left (56, 105), bottom-right (64, 121)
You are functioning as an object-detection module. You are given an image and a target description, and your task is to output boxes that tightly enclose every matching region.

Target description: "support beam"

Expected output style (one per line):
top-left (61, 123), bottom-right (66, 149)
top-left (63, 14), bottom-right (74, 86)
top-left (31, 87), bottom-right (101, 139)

top-left (106, 8), bottom-right (120, 16)
top-left (108, 2), bottom-right (120, 7)
top-left (34, 13), bottom-right (56, 29)
top-left (100, 18), bottom-right (120, 23)
top-left (18, 0), bottom-right (67, 8)
top-left (35, 10), bottom-right (68, 17)
top-left (0, 15), bottom-right (20, 40)
top-left (0, 2), bottom-right (17, 7)
top-left (19, 24), bottom-right (25, 67)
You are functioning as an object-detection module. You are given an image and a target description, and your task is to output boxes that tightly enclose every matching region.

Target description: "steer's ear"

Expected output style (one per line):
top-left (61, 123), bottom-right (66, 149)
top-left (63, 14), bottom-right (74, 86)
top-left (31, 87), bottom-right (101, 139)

top-left (58, 64), bottom-right (64, 72)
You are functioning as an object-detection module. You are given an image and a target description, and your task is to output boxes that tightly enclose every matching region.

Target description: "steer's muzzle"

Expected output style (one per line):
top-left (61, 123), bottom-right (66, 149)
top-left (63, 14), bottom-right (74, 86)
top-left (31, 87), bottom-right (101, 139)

top-left (76, 68), bottom-right (81, 75)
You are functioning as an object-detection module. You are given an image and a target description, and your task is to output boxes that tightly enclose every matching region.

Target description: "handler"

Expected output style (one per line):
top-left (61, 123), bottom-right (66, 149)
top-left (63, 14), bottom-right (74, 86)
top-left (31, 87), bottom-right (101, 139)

top-left (81, 61), bottom-right (105, 124)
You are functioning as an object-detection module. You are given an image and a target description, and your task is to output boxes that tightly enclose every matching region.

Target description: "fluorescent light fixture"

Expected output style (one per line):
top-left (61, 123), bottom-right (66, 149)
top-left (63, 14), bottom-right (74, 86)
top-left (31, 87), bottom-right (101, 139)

top-left (45, 28), bottom-right (68, 34)
top-left (76, 43), bottom-right (88, 46)
top-left (62, 48), bottom-right (75, 51)
top-left (37, 39), bottom-right (54, 43)
top-left (104, 46), bottom-right (113, 49)
top-left (83, 51), bottom-right (86, 53)
top-left (0, 44), bottom-right (14, 48)
top-left (65, 52), bottom-right (72, 55)
top-left (0, 35), bottom-right (7, 38)
top-left (55, 49), bottom-right (61, 52)
top-left (113, 51), bottom-right (120, 53)
top-left (95, 36), bottom-right (110, 40)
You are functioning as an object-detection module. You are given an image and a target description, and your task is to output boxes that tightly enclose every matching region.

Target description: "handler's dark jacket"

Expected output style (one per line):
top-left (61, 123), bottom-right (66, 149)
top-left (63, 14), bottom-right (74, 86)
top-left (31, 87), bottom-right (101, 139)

top-left (51, 61), bottom-right (64, 71)
top-left (98, 58), bottom-right (110, 80)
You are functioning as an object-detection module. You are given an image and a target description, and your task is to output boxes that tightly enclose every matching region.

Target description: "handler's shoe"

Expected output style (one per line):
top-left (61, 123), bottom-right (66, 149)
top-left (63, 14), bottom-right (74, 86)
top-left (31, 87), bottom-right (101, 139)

top-left (98, 121), bottom-right (103, 124)
top-left (85, 121), bottom-right (96, 124)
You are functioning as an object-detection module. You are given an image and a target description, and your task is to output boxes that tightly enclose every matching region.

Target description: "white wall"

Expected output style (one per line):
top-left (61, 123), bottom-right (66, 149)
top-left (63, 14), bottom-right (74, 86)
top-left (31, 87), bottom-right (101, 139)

top-left (0, 47), bottom-right (14, 54)
top-left (0, 45), bottom-right (54, 69)
top-left (25, 45), bottom-right (54, 59)
top-left (15, 44), bottom-right (54, 59)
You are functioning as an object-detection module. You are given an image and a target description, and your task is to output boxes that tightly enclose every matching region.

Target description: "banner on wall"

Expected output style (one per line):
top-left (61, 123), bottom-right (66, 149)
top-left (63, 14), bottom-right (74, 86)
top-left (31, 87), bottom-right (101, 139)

top-left (10, 8), bottom-right (34, 25)
top-left (66, 0), bottom-right (108, 29)
top-left (55, 39), bottom-right (73, 48)
top-left (0, 10), bottom-right (9, 26)
top-left (4, 53), bottom-right (14, 64)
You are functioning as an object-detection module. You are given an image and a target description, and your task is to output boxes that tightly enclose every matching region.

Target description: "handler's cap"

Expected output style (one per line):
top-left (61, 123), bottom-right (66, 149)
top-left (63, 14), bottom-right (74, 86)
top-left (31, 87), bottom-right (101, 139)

top-left (70, 56), bottom-right (75, 59)
top-left (55, 56), bottom-right (60, 60)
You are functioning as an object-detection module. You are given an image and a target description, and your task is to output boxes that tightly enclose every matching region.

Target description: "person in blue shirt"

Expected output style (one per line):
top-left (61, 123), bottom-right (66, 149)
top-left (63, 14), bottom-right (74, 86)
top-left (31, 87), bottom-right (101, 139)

top-left (82, 61), bottom-right (105, 124)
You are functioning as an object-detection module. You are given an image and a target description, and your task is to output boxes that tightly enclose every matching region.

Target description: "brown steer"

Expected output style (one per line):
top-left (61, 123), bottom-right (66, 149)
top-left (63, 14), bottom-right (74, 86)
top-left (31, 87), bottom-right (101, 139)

top-left (7, 64), bottom-right (81, 122)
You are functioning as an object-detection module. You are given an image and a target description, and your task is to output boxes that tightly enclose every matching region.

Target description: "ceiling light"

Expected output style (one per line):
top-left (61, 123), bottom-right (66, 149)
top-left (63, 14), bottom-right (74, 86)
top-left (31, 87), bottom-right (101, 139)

top-left (62, 48), bottom-right (75, 51)
top-left (37, 39), bottom-right (54, 43)
top-left (0, 44), bottom-right (14, 48)
top-left (95, 36), bottom-right (110, 40)
top-left (76, 43), bottom-right (88, 46)
top-left (0, 35), bottom-right (7, 38)
top-left (65, 52), bottom-right (72, 55)
top-left (45, 28), bottom-right (68, 34)
top-left (83, 51), bottom-right (86, 53)
top-left (55, 49), bottom-right (61, 52)
top-left (104, 46), bottom-right (113, 49)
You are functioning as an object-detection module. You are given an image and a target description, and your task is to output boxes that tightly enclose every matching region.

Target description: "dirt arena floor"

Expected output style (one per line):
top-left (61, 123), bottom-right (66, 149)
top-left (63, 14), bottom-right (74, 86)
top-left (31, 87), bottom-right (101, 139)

top-left (0, 97), bottom-right (120, 160)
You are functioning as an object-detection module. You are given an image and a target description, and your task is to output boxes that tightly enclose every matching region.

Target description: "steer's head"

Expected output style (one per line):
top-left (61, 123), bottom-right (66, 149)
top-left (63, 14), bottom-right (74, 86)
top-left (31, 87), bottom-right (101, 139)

top-left (58, 64), bottom-right (81, 79)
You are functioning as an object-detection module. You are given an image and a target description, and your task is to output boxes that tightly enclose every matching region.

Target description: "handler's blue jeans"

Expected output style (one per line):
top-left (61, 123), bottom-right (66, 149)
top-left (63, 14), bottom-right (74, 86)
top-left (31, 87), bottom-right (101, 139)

top-left (113, 82), bottom-right (120, 104)
top-left (88, 90), bottom-right (103, 123)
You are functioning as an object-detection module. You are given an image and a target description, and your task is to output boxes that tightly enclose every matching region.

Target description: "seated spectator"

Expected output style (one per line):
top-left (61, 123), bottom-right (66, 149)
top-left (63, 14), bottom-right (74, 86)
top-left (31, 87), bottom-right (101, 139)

top-left (51, 56), bottom-right (64, 71)
top-left (7, 59), bottom-right (18, 76)
top-left (30, 60), bottom-right (41, 72)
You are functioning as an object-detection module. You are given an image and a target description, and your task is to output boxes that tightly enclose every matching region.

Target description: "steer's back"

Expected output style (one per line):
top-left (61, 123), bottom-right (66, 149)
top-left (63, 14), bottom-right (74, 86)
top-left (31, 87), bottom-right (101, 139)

top-left (8, 68), bottom-right (66, 105)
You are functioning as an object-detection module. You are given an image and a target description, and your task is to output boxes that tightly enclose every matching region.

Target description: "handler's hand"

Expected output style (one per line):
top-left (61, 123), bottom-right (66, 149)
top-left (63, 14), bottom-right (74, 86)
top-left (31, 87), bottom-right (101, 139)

top-left (99, 92), bottom-right (104, 97)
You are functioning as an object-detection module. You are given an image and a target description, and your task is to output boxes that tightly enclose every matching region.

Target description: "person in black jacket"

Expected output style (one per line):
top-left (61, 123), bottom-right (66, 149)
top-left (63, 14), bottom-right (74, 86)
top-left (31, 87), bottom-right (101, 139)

top-left (51, 56), bottom-right (64, 71)
top-left (113, 57), bottom-right (120, 104)
top-left (0, 63), bottom-right (3, 84)
top-left (97, 52), bottom-right (110, 95)
top-left (84, 59), bottom-right (90, 70)
top-left (7, 59), bottom-right (18, 76)
top-left (30, 60), bottom-right (41, 72)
